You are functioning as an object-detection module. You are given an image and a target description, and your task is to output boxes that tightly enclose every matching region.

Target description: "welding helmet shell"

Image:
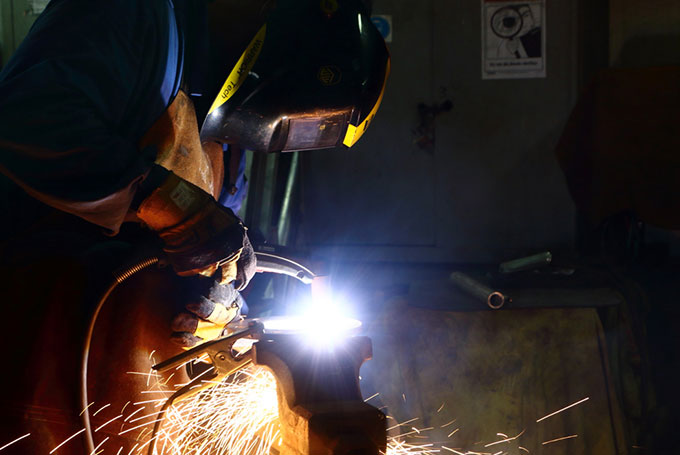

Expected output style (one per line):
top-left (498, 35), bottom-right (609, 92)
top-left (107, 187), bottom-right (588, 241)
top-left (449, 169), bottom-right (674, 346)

top-left (200, 0), bottom-right (390, 153)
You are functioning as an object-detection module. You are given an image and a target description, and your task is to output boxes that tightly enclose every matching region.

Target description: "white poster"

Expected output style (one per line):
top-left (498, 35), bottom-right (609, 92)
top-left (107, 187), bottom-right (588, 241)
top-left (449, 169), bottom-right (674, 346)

top-left (481, 0), bottom-right (546, 79)
top-left (30, 0), bottom-right (50, 14)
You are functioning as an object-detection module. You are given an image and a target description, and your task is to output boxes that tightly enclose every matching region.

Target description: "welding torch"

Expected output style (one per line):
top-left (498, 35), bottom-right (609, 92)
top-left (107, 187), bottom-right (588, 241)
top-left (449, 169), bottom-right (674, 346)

top-left (254, 250), bottom-right (316, 283)
top-left (254, 247), bottom-right (331, 301)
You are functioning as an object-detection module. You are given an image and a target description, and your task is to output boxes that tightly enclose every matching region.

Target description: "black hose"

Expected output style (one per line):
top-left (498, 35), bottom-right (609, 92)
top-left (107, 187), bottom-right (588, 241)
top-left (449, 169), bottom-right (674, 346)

top-left (80, 256), bottom-right (160, 453)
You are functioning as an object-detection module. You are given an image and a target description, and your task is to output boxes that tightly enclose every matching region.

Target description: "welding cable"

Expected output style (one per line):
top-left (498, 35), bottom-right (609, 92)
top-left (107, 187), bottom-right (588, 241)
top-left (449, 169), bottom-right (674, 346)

top-left (80, 255), bottom-right (160, 454)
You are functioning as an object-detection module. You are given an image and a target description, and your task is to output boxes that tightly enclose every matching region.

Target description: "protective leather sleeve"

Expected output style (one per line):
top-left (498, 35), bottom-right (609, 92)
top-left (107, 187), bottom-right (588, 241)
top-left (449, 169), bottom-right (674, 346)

top-left (0, 0), bottom-right (180, 233)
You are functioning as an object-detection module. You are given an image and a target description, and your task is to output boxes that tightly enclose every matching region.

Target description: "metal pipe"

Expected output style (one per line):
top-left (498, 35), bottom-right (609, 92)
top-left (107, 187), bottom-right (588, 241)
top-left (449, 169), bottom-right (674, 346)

top-left (499, 251), bottom-right (552, 274)
top-left (449, 271), bottom-right (509, 309)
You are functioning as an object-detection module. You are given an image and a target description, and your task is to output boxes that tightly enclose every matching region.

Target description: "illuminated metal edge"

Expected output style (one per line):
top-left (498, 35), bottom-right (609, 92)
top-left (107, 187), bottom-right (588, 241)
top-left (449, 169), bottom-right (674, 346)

top-left (258, 316), bottom-right (362, 335)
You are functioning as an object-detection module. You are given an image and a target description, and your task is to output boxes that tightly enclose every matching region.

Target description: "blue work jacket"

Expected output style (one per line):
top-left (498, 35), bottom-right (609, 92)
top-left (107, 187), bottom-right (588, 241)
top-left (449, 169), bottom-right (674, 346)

top-left (0, 0), bottom-right (246, 232)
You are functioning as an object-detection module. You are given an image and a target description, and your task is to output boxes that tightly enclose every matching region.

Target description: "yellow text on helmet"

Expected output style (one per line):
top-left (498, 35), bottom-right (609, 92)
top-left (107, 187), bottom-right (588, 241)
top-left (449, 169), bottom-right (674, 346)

top-left (207, 25), bottom-right (267, 115)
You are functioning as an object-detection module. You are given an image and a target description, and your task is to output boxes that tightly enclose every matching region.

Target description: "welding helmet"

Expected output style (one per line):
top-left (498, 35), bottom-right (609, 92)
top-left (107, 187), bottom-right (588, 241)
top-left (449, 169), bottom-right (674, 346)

top-left (200, 0), bottom-right (390, 153)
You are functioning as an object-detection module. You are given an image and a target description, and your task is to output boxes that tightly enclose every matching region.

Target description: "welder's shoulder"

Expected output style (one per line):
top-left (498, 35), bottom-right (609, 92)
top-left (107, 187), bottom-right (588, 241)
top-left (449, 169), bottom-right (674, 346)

top-left (0, 0), bottom-right (173, 135)
top-left (2, 0), bottom-right (169, 71)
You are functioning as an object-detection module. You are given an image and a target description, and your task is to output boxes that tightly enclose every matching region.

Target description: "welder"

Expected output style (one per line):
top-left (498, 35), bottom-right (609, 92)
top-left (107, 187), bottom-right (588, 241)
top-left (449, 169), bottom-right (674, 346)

top-left (0, 0), bottom-right (389, 452)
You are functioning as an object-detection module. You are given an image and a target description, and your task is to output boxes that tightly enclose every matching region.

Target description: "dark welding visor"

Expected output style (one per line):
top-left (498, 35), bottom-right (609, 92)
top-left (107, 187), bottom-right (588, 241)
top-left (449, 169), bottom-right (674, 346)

top-left (200, 0), bottom-right (390, 153)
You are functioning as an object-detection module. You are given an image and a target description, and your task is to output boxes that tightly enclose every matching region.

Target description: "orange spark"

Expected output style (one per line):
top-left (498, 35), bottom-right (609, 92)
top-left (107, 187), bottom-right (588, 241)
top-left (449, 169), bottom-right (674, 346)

top-left (92, 436), bottom-right (109, 453)
top-left (118, 419), bottom-right (164, 436)
top-left (50, 428), bottom-right (85, 454)
top-left (129, 411), bottom-right (161, 424)
top-left (385, 440), bottom-right (440, 455)
top-left (92, 403), bottom-right (111, 417)
top-left (0, 433), bottom-right (30, 452)
top-left (536, 397), bottom-right (589, 423)
top-left (484, 429), bottom-right (525, 448)
top-left (123, 407), bottom-right (145, 422)
top-left (441, 419), bottom-right (457, 428)
top-left (447, 428), bottom-right (460, 438)
top-left (132, 398), bottom-right (166, 406)
top-left (387, 417), bottom-right (420, 432)
top-left (365, 392), bottom-right (380, 402)
top-left (95, 415), bottom-right (123, 432)
top-left (542, 434), bottom-right (578, 445)
top-left (80, 402), bottom-right (95, 416)
top-left (152, 366), bottom-right (280, 455)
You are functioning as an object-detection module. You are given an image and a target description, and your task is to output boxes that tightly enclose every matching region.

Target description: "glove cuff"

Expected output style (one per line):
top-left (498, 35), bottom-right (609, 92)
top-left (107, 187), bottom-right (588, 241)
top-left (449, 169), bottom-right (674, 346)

top-left (137, 171), bottom-right (246, 276)
top-left (137, 172), bottom-right (213, 231)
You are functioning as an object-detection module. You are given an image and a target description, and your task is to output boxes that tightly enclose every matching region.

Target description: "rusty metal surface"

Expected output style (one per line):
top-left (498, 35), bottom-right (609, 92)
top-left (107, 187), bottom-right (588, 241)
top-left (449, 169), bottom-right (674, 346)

top-left (360, 300), bottom-right (629, 455)
top-left (253, 335), bottom-right (387, 455)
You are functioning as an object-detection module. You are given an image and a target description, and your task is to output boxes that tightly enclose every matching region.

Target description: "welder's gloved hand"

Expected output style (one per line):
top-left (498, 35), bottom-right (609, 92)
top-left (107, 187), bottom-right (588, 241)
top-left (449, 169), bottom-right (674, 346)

top-left (137, 172), bottom-right (256, 290)
top-left (200, 234), bottom-right (257, 291)
top-left (171, 277), bottom-right (245, 348)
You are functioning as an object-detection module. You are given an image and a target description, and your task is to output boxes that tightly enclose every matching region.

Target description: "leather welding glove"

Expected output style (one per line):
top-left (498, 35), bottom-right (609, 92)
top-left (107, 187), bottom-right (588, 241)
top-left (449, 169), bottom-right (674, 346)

top-left (170, 277), bottom-right (245, 348)
top-left (137, 171), bottom-right (256, 290)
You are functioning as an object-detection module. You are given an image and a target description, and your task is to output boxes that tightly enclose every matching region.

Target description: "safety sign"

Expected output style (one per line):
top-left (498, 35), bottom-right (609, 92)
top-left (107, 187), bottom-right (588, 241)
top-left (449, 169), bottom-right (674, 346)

top-left (481, 0), bottom-right (546, 79)
top-left (371, 15), bottom-right (393, 43)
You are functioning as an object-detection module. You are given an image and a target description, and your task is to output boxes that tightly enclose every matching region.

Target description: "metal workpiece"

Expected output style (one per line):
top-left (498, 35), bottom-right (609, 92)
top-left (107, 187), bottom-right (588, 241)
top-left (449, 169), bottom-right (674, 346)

top-left (449, 271), bottom-right (509, 309)
top-left (499, 251), bottom-right (552, 274)
top-left (253, 335), bottom-right (387, 455)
